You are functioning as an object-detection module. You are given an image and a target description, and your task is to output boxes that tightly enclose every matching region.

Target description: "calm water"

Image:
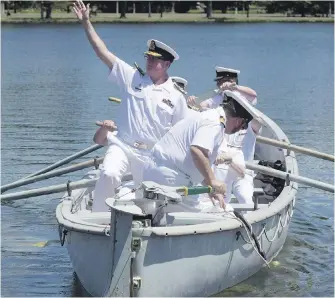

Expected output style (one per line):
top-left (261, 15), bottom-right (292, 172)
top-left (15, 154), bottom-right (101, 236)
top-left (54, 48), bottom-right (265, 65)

top-left (1, 23), bottom-right (334, 297)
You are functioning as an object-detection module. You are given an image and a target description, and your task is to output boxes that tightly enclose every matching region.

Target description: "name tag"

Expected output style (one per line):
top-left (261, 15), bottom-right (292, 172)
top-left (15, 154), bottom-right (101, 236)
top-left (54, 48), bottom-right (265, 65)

top-left (162, 98), bottom-right (174, 108)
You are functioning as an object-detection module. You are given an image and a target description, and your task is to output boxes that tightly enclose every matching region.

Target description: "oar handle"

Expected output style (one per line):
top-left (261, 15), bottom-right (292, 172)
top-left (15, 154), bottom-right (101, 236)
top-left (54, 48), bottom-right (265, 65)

top-left (176, 186), bottom-right (214, 196)
top-left (95, 121), bottom-right (118, 131)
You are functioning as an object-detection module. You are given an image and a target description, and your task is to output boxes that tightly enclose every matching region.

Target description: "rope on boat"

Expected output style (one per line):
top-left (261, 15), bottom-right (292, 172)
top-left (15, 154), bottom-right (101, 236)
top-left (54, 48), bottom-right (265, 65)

top-left (230, 212), bottom-right (270, 268)
top-left (224, 200), bottom-right (294, 267)
top-left (263, 215), bottom-right (283, 243)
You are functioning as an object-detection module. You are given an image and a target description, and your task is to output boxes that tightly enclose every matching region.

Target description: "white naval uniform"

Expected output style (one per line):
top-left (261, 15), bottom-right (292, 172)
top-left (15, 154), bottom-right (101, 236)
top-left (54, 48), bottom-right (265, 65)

top-left (202, 91), bottom-right (257, 204)
top-left (92, 57), bottom-right (188, 212)
top-left (213, 141), bottom-right (245, 204)
top-left (212, 124), bottom-right (257, 205)
top-left (143, 108), bottom-right (225, 210)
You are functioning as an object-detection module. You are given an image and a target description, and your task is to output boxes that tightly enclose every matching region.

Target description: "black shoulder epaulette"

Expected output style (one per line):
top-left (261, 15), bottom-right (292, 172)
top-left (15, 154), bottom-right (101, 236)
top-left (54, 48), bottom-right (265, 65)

top-left (172, 80), bottom-right (187, 95)
top-left (133, 62), bottom-right (145, 76)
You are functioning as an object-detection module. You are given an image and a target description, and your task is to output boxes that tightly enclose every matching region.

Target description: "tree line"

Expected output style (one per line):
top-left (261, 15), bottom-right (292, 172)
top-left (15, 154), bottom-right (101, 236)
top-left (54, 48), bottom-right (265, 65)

top-left (2, 1), bottom-right (334, 19)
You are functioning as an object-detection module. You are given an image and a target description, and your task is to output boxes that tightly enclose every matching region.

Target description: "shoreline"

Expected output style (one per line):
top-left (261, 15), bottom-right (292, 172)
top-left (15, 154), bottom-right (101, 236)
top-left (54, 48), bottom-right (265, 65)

top-left (1, 13), bottom-right (334, 24)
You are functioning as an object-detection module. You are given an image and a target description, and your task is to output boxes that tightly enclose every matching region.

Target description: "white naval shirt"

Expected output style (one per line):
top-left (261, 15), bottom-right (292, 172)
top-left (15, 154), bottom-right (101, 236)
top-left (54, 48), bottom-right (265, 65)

top-left (151, 108), bottom-right (225, 184)
top-left (202, 90), bottom-right (258, 163)
top-left (214, 140), bottom-right (245, 202)
top-left (225, 124), bottom-right (257, 162)
top-left (108, 57), bottom-right (188, 149)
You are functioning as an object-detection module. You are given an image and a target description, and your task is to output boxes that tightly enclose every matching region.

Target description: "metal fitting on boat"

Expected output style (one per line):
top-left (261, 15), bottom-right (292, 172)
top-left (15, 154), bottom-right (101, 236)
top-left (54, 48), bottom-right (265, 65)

top-left (58, 225), bottom-right (68, 246)
top-left (66, 180), bottom-right (72, 196)
top-left (132, 238), bottom-right (142, 252)
top-left (132, 277), bottom-right (142, 290)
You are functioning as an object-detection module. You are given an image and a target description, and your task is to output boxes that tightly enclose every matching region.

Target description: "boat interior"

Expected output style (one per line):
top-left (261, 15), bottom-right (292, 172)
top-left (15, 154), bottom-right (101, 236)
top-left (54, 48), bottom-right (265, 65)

top-left (63, 120), bottom-right (289, 228)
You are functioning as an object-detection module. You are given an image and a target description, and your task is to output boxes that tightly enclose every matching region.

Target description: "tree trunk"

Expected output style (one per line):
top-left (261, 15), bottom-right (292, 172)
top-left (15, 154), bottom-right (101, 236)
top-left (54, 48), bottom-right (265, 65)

top-left (120, 1), bottom-right (126, 18)
top-left (329, 2), bottom-right (332, 17)
top-left (40, 2), bottom-right (44, 19)
top-left (133, 2), bottom-right (135, 14)
top-left (171, 1), bottom-right (175, 13)
top-left (160, 1), bottom-right (164, 18)
top-left (246, 2), bottom-right (250, 18)
top-left (45, 2), bottom-right (52, 19)
top-left (116, 1), bottom-right (119, 14)
top-left (148, 1), bottom-right (151, 17)
top-left (206, 1), bottom-right (212, 18)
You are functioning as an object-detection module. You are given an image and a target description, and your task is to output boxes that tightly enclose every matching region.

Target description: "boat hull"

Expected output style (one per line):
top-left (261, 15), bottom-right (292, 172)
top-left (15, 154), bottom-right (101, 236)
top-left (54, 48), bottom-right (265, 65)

top-left (61, 201), bottom-right (293, 297)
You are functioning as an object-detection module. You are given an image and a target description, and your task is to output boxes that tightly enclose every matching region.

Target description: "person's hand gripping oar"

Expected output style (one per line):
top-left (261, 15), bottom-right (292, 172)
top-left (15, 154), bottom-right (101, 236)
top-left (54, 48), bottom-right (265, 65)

top-left (95, 120), bottom-right (118, 132)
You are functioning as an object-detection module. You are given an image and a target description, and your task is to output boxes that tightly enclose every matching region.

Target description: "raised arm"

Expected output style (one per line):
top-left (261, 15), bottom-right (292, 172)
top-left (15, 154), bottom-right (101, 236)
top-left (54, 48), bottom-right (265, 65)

top-left (220, 81), bottom-right (257, 105)
top-left (73, 0), bottom-right (116, 70)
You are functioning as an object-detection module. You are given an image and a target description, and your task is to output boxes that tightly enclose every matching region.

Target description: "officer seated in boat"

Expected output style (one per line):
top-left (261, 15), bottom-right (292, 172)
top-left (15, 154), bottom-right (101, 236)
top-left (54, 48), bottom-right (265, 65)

top-left (143, 90), bottom-right (256, 212)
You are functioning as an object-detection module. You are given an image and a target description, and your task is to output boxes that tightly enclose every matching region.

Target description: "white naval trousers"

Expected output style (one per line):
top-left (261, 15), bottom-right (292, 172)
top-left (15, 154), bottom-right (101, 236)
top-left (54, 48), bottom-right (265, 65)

top-left (232, 172), bottom-right (254, 204)
top-left (213, 165), bottom-right (254, 205)
top-left (92, 144), bottom-right (150, 212)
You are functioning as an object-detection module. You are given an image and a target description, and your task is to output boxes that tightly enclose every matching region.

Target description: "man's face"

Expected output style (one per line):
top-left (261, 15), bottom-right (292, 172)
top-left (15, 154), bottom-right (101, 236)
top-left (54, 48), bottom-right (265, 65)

top-left (145, 55), bottom-right (170, 76)
top-left (216, 77), bottom-right (236, 88)
top-left (224, 114), bottom-right (245, 134)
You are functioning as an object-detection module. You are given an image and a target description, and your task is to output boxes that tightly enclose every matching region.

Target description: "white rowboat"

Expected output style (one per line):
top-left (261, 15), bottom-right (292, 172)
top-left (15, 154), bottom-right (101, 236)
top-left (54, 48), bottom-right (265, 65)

top-left (56, 109), bottom-right (298, 297)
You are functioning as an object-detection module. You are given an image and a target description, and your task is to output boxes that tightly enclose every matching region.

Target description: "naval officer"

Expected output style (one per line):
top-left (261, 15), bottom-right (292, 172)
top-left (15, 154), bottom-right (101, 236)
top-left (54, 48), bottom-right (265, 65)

top-left (187, 66), bottom-right (257, 110)
top-left (143, 91), bottom-right (256, 210)
top-left (73, 0), bottom-right (189, 212)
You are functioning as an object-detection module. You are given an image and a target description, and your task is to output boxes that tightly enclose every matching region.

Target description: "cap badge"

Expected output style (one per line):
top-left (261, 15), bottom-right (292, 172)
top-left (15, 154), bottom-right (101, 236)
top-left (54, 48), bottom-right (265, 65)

top-left (149, 40), bottom-right (156, 51)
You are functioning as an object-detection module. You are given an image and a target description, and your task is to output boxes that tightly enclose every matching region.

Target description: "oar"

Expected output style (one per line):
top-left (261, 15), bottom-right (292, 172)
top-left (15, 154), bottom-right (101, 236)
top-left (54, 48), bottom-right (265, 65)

top-left (256, 136), bottom-right (334, 162)
top-left (0, 157), bottom-right (104, 193)
top-left (21, 144), bottom-right (103, 180)
top-left (0, 178), bottom-right (98, 202)
top-left (0, 179), bottom-right (214, 202)
top-left (246, 161), bottom-right (334, 193)
top-left (0, 135), bottom-right (136, 202)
